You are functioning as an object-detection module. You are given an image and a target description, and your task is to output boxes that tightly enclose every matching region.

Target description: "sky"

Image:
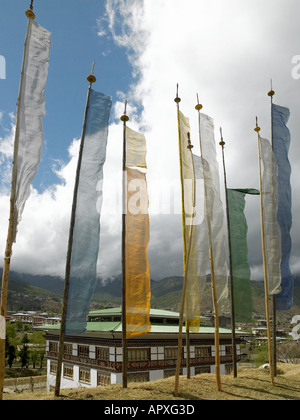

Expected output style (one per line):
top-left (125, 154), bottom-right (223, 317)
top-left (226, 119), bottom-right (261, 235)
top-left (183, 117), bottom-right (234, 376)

top-left (0, 0), bottom-right (299, 283)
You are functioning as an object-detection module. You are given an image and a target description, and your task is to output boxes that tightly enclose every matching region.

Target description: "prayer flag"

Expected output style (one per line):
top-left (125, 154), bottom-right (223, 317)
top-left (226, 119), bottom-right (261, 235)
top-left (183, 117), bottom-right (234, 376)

top-left (65, 90), bottom-right (112, 335)
top-left (12, 19), bottom-right (51, 241)
top-left (227, 188), bottom-right (260, 322)
top-left (272, 104), bottom-right (293, 310)
top-left (177, 111), bottom-right (207, 332)
top-left (125, 127), bottom-right (151, 339)
top-left (260, 137), bottom-right (282, 296)
top-left (178, 111), bottom-right (229, 332)
top-left (199, 113), bottom-right (229, 311)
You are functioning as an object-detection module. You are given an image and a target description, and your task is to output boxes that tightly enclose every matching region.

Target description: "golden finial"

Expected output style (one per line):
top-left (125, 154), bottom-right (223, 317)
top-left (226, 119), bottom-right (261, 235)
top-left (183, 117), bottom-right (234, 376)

top-left (174, 84), bottom-right (181, 104)
top-left (25, 0), bottom-right (35, 19)
top-left (120, 100), bottom-right (129, 122)
top-left (219, 127), bottom-right (225, 147)
top-left (268, 79), bottom-right (275, 98)
top-left (87, 61), bottom-right (96, 84)
top-left (254, 116), bottom-right (261, 133)
top-left (187, 132), bottom-right (194, 150)
top-left (195, 93), bottom-right (203, 111)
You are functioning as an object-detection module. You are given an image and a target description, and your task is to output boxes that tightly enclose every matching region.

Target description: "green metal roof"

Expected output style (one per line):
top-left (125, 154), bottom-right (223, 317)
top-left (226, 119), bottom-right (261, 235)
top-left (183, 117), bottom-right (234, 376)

top-left (40, 321), bottom-right (235, 335)
top-left (39, 308), bottom-right (241, 335)
top-left (88, 308), bottom-right (180, 318)
top-left (86, 321), bottom-right (121, 332)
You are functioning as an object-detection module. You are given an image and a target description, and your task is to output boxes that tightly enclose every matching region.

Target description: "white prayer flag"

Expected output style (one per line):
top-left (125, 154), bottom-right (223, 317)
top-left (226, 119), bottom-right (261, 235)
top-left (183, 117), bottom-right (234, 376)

top-left (12, 19), bottom-right (51, 241)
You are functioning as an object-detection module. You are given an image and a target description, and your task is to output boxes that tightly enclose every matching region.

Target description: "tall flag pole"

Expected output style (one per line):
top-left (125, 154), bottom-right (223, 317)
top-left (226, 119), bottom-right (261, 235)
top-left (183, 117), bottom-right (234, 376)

top-left (219, 128), bottom-right (237, 378)
top-left (268, 83), bottom-right (293, 376)
top-left (195, 96), bottom-right (223, 392)
top-left (268, 83), bottom-right (278, 378)
top-left (121, 103), bottom-right (151, 389)
top-left (174, 85), bottom-right (190, 396)
top-left (255, 117), bottom-right (278, 387)
top-left (54, 64), bottom-right (112, 397)
top-left (0, 2), bottom-right (51, 400)
top-left (121, 101), bottom-right (129, 389)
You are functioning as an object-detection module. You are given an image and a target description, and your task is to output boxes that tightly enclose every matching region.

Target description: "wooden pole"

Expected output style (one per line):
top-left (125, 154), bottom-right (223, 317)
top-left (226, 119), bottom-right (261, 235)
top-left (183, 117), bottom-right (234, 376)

top-left (121, 101), bottom-right (129, 389)
top-left (255, 118), bottom-right (275, 387)
top-left (0, 11), bottom-right (34, 401)
top-left (174, 85), bottom-right (191, 396)
top-left (54, 64), bottom-right (96, 397)
top-left (196, 98), bottom-right (221, 392)
top-left (185, 131), bottom-right (195, 381)
top-left (268, 83), bottom-right (277, 378)
top-left (219, 128), bottom-right (238, 378)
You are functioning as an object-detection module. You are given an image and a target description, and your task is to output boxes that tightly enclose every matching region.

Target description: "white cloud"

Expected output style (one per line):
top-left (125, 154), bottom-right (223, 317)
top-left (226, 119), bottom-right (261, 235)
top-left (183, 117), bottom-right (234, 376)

top-left (0, 135), bottom-right (78, 277)
top-left (98, 0), bottom-right (300, 280)
top-left (1, 0), bottom-right (300, 283)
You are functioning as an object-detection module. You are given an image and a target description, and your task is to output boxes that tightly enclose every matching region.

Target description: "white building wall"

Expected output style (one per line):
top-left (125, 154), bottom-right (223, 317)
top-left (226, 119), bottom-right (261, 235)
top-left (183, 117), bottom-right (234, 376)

top-left (90, 368), bottom-right (98, 387)
top-left (46, 340), bottom-right (237, 392)
top-left (149, 370), bottom-right (163, 381)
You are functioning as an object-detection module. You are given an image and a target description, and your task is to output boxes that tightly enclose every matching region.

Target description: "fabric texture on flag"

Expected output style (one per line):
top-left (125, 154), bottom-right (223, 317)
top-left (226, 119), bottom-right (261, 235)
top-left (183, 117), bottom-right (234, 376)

top-left (13, 19), bottom-right (51, 242)
top-left (227, 188), bottom-right (260, 322)
top-left (184, 155), bottom-right (210, 332)
top-left (126, 126), bottom-right (147, 169)
top-left (177, 110), bottom-right (229, 331)
top-left (65, 90), bottom-right (112, 335)
top-left (272, 104), bottom-right (293, 310)
top-left (178, 111), bottom-right (207, 332)
top-left (260, 137), bottom-right (282, 296)
top-left (199, 113), bottom-right (229, 311)
top-left (125, 166), bottom-right (151, 339)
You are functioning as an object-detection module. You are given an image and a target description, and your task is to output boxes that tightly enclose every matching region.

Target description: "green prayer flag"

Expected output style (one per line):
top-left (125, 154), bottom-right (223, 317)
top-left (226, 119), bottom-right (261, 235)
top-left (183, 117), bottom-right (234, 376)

top-left (227, 188), bottom-right (260, 322)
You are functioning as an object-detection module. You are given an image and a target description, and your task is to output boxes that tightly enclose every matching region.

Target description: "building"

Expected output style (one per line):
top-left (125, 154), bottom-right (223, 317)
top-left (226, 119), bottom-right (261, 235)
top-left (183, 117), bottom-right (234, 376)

top-left (7, 311), bottom-right (61, 327)
top-left (43, 308), bottom-right (244, 391)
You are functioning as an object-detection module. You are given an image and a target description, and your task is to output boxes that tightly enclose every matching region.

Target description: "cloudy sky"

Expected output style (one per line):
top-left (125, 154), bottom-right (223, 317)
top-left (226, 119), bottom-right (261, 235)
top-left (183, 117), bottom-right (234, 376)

top-left (0, 0), bottom-right (299, 282)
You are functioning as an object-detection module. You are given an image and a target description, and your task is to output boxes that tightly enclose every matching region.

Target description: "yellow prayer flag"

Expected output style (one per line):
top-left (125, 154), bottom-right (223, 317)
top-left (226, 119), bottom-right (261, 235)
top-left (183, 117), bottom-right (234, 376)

top-left (125, 167), bottom-right (151, 339)
top-left (126, 126), bottom-right (147, 169)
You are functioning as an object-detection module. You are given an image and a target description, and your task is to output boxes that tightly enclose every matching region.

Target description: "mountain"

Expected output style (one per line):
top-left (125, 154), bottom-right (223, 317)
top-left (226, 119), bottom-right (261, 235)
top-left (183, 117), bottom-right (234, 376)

top-left (0, 269), bottom-right (63, 312)
top-left (1, 269), bottom-right (300, 321)
top-left (0, 269), bottom-right (65, 295)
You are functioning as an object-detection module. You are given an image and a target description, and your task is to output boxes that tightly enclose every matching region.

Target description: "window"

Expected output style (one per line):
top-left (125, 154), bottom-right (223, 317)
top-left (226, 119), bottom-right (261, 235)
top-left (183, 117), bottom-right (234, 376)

top-left (96, 347), bottom-right (109, 361)
top-left (64, 343), bottom-right (72, 355)
top-left (195, 366), bottom-right (211, 375)
top-left (78, 345), bottom-right (89, 358)
top-left (225, 364), bottom-right (233, 375)
top-left (225, 346), bottom-right (233, 356)
top-left (49, 341), bottom-right (58, 352)
top-left (164, 369), bottom-right (176, 379)
top-left (195, 346), bottom-right (212, 358)
top-left (128, 372), bottom-right (149, 383)
top-left (128, 348), bottom-right (150, 362)
top-left (50, 362), bottom-right (57, 375)
top-left (79, 368), bottom-right (91, 384)
top-left (63, 364), bottom-right (73, 379)
top-left (164, 347), bottom-right (178, 360)
top-left (97, 372), bottom-right (111, 386)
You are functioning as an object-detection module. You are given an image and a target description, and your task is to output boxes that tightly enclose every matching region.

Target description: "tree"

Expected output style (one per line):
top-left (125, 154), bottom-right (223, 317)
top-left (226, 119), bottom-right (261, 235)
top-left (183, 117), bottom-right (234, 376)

top-left (29, 332), bottom-right (46, 369)
top-left (254, 341), bottom-right (269, 367)
top-left (5, 323), bottom-right (18, 368)
top-left (19, 333), bottom-right (29, 368)
top-left (277, 341), bottom-right (300, 364)
top-left (7, 344), bottom-right (16, 368)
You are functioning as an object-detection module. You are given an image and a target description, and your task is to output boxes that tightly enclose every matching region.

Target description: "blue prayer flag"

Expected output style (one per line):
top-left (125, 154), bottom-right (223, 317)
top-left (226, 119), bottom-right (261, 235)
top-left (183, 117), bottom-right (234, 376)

top-left (65, 89), bottom-right (112, 334)
top-left (272, 103), bottom-right (293, 310)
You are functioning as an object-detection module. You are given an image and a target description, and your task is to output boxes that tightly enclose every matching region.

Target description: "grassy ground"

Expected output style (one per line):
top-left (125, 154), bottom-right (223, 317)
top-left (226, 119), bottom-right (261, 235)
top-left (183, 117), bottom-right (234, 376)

top-left (3, 363), bottom-right (300, 401)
